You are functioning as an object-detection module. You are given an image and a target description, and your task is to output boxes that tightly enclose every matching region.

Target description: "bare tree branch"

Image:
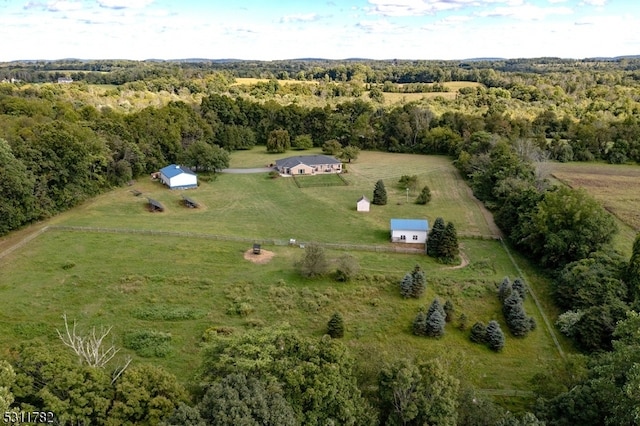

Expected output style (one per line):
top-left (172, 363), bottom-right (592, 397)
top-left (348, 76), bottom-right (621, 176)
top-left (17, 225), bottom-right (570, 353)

top-left (56, 313), bottom-right (120, 368)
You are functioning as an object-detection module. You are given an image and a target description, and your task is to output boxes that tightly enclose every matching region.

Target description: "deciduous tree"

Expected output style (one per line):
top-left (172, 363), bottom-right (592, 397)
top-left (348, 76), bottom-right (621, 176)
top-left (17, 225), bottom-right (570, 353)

top-left (198, 373), bottom-right (296, 426)
top-left (378, 359), bottom-right (459, 426)
top-left (296, 244), bottom-right (329, 278)
top-left (266, 128), bottom-right (290, 153)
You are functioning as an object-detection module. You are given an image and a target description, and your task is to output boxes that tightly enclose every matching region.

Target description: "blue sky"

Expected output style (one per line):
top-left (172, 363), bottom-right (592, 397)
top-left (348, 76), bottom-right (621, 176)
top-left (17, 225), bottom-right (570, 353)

top-left (0, 0), bottom-right (637, 61)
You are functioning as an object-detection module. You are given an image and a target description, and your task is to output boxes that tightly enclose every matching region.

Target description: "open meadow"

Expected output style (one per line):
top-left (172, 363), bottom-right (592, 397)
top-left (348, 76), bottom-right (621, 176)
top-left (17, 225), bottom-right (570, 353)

top-left (549, 161), bottom-right (640, 255)
top-left (0, 149), bottom-right (567, 407)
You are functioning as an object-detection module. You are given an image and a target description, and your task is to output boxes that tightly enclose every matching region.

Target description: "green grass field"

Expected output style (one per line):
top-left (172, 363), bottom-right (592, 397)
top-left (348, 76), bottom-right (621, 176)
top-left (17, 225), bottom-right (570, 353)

top-left (0, 149), bottom-right (566, 407)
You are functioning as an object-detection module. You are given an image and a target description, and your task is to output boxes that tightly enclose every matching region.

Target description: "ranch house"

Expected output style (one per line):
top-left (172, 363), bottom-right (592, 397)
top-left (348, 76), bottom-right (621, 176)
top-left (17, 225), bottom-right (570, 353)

top-left (159, 164), bottom-right (198, 189)
top-left (275, 155), bottom-right (342, 175)
top-left (390, 218), bottom-right (429, 244)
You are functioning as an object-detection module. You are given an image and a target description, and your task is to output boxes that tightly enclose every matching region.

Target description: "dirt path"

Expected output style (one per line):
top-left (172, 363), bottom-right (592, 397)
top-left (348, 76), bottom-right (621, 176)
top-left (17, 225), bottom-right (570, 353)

top-left (448, 247), bottom-right (470, 269)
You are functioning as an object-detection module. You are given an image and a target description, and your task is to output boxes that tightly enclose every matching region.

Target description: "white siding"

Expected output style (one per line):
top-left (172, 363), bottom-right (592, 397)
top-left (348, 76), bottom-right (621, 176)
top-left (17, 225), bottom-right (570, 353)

top-left (391, 230), bottom-right (427, 243)
top-left (357, 200), bottom-right (370, 212)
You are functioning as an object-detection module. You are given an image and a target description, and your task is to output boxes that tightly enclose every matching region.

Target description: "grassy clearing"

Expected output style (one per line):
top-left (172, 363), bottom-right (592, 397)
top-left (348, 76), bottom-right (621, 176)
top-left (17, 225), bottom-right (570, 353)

top-left (549, 161), bottom-right (640, 255)
top-left (0, 150), bottom-right (564, 405)
top-left (0, 230), bottom-right (558, 394)
top-left (52, 150), bottom-right (494, 242)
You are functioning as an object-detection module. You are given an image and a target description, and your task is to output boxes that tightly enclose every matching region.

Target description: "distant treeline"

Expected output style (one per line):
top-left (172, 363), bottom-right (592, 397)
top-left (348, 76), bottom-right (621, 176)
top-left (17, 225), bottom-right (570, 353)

top-left (2, 75), bottom-right (640, 235)
top-left (4, 57), bottom-right (640, 85)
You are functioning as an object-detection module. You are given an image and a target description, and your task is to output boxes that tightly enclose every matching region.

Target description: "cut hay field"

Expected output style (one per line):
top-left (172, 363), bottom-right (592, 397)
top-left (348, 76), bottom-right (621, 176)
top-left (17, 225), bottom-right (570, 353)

top-left (549, 161), bottom-right (640, 255)
top-left (0, 149), bottom-right (566, 406)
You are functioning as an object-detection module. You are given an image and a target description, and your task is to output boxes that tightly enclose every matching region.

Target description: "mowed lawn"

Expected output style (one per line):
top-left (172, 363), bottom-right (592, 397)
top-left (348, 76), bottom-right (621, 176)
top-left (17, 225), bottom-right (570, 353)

top-left (549, 161), bottom-right (640, 255)
top-left (52, 149), bottom-right (495, 243)
top-left (0, 150), bottom-right (564, 404)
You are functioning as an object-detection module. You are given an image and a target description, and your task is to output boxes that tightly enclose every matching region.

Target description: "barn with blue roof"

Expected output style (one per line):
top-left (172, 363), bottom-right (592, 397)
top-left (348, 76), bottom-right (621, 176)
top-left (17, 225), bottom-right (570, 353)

top-left (159, 164), bottom-right (198, 189)
top-left (390, 218), bottom-right (429, 244)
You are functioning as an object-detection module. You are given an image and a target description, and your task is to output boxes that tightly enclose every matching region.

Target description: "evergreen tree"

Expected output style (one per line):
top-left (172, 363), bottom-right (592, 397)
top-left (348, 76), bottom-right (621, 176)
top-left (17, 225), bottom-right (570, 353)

top-left (498, 277), bottom-right (513, 303)
top-left (485, 320), bottom-right (505, 352)
top-left (400, 273), bottom-right (413, 299)
top-left (457, 313), bottom-right (468, 331)
top-left (470, 322), bottom-right (487, 344)
top-left (416, 185), bottom-right (431, 205)
top-left (503, 293), bottom-right (532, 337)
top-left (426, 298), bottom-right (446, 319)
top-left (427, 217), bottom-right (445, 257)
top-left (327, 312), bottom-right (345, 338)
top-left (410, 264), bottom-right (426, 298)
top-left (425, 309), bottom-right (446, 338)
top-left (413, 311), bottom-right (427, 336)
top-left (372, 179), bottom-right (387, 205)
top-left (443, 300), bottom-right (455, 323)
top-left (512, 278), bottom-right (527, 301)
top-left (438, 222), bottom-right (459, 263)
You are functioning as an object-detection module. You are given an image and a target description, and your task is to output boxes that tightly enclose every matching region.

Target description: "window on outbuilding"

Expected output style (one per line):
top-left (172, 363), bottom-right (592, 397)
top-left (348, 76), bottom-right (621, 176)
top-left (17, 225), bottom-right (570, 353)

top-left (400, 235), bottom-right (406, 240)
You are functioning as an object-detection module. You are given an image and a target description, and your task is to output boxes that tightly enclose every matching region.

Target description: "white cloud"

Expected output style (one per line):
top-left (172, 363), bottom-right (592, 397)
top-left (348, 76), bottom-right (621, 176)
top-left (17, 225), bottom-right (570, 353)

top-left (356, 19), bottom-right (398, 33)
top-left (478, 4), bottom-right (573, 20)
top-left (422, 14), bottom-right (472, 29)
top-left (280, 13), bottom-right (321, 23)
top-left (97, 0), bottom-right (153, 9)
top-left (580, 0), bottom-right (607, 5)
top-left (366, 0), bottom-right (477, 17)
top-left (46, 1), bottom-right (83, 12)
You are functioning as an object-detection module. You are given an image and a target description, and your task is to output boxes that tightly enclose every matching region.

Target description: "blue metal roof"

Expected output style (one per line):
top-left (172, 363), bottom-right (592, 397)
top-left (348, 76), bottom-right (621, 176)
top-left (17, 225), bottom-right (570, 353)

top-left (160, 164), bottom-right (196, 178)
top-left (390, 219), bottom-right (429, 231)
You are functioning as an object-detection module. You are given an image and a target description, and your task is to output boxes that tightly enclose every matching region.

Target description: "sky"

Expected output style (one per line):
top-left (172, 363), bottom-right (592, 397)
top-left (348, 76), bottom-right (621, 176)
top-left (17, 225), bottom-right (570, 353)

top-left (0, 0), bottom-right (638, 61)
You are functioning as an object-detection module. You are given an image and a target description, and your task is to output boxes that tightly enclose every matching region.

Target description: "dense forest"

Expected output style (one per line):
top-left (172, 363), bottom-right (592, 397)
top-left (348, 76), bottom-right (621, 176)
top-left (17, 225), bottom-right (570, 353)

top-left (1, 58), bottom-right (640, 425)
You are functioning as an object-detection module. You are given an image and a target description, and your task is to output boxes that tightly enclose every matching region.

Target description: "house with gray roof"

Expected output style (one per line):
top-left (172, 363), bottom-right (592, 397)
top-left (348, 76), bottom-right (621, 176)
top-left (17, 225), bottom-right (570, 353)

top-left (275, 155), bottom-right (342, 175)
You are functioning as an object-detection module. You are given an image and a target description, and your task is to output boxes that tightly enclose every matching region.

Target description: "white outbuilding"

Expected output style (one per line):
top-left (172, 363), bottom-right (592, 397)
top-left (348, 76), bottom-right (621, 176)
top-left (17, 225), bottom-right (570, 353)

top-left (159, 164), bottom-right (198, 190)
top-left (390, 218), bottom-right (429, 244)
top-left (356, 195), bottom-right (370, 212)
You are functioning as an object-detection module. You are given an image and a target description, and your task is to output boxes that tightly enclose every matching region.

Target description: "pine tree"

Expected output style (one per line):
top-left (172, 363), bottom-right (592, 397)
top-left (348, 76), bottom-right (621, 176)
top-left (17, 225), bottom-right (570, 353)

top-left (443, 300), bottom-right (455, 323)
top-left (412, 311), bottom-right (427, 336)
top-left (415, 185), bottom-right (431, 205)
top-left (512, 278), bottom-right (527, 301)
top-left (469, 322), bottom-right (486, 343)
top-left (426, 298), bottom-right (445, 320)
top-left (427, 217), bottom-right (445, 257)
top-left (503, 293), bottom-right (533, 337)
top-left (485, 320), bottom-right (505, 352)
top-left (410, 265), bottom-right (426, 298)
top-left (438, 222), bottom-right (459, 263)
top-left (457, 313), bottom-right (468, 331)
top-left (372, 179), bottom-right (387, 205)
top-left (425, 309), bottom-right (446, 338)
top-left (327, 312), bottom-right (345, 338)
top-left (498, 277), bottom-right (512, 303)
top-left (400, 273), bottom-right (413, 299)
